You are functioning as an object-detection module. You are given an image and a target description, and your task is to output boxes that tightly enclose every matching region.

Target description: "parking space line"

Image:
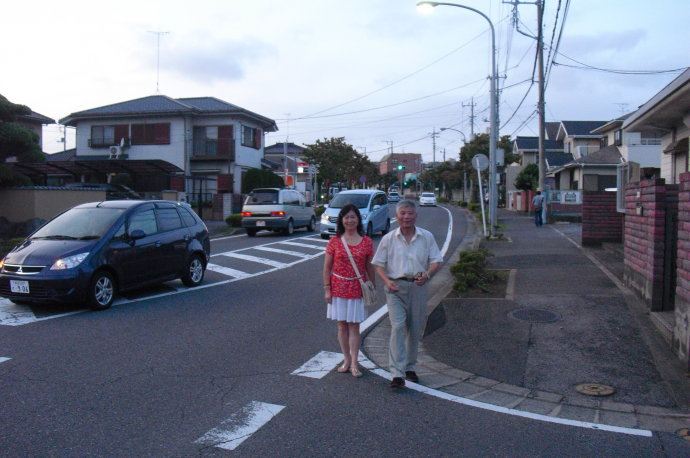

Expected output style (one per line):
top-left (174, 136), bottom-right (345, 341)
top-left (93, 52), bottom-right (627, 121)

top-left (251, 246), bottom-right (311, 258)
top-left (217, 252), bottom-right (288, 268)
top-left (195, 401), bottom-right (285, 451)
top-left (206, 264), bottom-right (253, 279)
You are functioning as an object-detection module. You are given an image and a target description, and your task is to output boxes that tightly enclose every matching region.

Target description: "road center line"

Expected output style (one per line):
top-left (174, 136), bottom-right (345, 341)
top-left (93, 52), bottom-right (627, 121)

top-left (195, 401), bottom-right (285, 451)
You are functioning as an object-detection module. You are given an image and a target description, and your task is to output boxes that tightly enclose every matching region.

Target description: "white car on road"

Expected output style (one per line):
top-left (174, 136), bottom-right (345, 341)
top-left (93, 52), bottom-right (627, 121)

top-left (419, 192), bottom-right (437, 206)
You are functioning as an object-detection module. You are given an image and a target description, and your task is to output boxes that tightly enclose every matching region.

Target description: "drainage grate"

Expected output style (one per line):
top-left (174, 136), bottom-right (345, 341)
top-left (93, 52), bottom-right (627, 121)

top-left (575, 383), bottom-right (615, 396)
top-left (509, 308), bottom-right (561, 323)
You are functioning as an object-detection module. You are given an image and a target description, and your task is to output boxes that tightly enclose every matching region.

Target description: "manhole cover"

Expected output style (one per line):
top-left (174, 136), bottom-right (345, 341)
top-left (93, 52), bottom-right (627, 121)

top-left (676, 428), bottom-right (690, 442)
top-left (509, 308), bottom-right (561, 323)
top-left (575, 383), bottom-right (616, 396)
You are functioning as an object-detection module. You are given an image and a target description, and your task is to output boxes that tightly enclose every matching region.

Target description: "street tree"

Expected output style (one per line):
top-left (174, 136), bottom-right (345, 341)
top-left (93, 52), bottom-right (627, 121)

top-left (0, 94), bottom-right (44, 187)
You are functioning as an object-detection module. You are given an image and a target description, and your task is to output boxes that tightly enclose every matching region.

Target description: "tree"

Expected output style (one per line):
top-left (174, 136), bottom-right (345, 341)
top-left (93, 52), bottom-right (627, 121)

top-left (0, 94), bottom-right (44, 187)
top-left (302, 137), bottom-right (379, 192)
top-left (514, 163), bottom-right (539, 191)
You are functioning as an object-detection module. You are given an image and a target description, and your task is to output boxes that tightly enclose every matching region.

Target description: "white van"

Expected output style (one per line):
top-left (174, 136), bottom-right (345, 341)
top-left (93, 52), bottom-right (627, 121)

top-left (241, 188), bottom-right (316, 237)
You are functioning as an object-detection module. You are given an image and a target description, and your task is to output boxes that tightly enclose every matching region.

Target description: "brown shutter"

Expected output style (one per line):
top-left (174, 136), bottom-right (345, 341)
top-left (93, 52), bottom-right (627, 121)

top-left (114, 125), bottom-right (129, 145)
top-left (218, 125), bottom-right (233, 154)
top-left (154, 123), bottom-right (170, 144)
top-left (131, 124), bottom-right (144, 144)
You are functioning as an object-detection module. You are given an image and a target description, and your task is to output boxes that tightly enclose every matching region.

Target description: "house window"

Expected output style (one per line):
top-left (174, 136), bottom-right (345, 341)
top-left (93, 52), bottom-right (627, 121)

top-left (614, 129), bottom-right (622, 146)
top-left (90, 125), bottom-right (128, 147)
top-left (131, 123), bottom-right (170, 145)
top-left (241, 125), bottom-right (262, 149)
top-left (193, 125), bottom-right (233, 156)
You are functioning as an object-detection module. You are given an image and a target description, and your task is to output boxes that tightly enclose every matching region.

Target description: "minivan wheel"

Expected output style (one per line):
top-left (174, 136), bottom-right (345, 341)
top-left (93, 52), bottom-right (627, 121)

top-left (283, 219), bottom-right (294, 235)
top-left (366, 222), bottom-right (373, 237)
top-left (89, 270), bottom-right (115, 311)
top-left (382, 218), bottom-right (390, 235)
top-left (307, 216), bottom-right (316, 232)
top-left (182, 254), bottom-right (205, 287)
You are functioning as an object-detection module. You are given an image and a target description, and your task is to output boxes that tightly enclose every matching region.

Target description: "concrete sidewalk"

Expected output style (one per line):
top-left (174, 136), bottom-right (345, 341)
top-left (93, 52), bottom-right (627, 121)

top-left (362, 209), bottom-right (690, 433)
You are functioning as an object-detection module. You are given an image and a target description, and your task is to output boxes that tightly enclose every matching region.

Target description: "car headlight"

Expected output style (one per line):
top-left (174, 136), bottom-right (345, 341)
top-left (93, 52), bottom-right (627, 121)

top-left (50, 252), bottom-right (89, 270)
top-left (321, 214), bottom-right (329, 223)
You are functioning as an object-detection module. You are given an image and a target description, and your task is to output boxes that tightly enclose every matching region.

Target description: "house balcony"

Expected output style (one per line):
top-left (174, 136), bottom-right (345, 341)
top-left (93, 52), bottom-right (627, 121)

top-left (88, 137), bottom-right (131, 148)
top-left (190, 141), bottom-right (235, 162)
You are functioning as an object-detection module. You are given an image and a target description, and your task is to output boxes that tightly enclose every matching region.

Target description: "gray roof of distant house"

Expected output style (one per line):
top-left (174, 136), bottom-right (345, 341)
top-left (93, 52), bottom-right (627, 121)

top-left (560, 120), bottom-right (608, 136)
top-left (514, 136), bottom-right (564, 151)
top-left (59, 95), bottom-right (277, 131)
top-left (545, 151), bottom-right (573, 168)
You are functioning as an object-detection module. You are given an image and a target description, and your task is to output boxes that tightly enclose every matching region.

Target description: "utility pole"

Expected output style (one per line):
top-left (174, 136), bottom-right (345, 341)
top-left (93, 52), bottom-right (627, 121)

top-left (462, 98), bottom-right (476, 138)
top-left (147, 30), bottom-right (169, 94)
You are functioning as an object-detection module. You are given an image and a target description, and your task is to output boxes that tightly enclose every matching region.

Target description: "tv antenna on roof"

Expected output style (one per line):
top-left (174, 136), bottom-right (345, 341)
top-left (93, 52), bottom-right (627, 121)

top-left (148, 30), bottom-right (170, 93)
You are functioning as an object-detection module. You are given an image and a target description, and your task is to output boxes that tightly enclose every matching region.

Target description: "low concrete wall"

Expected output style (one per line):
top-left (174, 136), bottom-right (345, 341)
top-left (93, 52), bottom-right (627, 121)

top-left (0, 188), bottom-right (106, 223)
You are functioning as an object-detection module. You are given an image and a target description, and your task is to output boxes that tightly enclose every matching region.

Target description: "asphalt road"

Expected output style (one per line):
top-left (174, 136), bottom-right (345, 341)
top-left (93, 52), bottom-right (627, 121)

top-left (0, 204), bottom-right (688, 456)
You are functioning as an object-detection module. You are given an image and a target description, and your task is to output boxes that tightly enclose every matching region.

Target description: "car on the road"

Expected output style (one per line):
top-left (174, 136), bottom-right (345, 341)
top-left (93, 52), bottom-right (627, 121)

top-left (320, 190), bottom-right (390, 239)
top-left (419, 192), bottom-right (437, 206)
top-left (241, 188), bottom-right (316, 237)
top-left (387, 191), bottom-right (401, 203)
top-left (0, 200), bottom-right (210, 310)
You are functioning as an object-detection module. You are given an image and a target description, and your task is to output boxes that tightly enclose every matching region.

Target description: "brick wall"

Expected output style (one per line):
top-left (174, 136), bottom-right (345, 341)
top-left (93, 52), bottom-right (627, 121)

top-left (581, 192), bottom-right (623, 246)
top-left (623, 179), bottom-right (678, 311)
top-left (674, 172), bottom-right (690, 365)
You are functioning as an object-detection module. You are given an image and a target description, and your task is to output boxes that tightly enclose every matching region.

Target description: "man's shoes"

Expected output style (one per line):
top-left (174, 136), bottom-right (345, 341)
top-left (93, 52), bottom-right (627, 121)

top-left (405, 371), bottom-right (419, 383)
top-left (390, 377), bottom-right (405, 388)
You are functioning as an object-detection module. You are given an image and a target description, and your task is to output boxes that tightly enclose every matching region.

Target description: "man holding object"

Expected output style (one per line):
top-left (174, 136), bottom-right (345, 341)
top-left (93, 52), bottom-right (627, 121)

top-left (372, 200), bottom-right (443, 388)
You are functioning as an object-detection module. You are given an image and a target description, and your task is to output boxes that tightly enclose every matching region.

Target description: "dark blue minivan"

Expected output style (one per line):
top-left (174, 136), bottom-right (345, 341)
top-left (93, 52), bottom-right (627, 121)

top-left (0, 200), bottom-right (210, 310)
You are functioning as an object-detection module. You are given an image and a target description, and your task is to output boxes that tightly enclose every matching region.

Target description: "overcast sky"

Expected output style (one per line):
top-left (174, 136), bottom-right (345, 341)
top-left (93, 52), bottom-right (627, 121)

top-left (2, 0), bottom-right (688, 162)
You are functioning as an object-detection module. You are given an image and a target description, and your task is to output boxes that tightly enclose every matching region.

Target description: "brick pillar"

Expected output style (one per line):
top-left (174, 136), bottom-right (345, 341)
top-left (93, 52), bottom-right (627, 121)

top-left (623, 179), bottom-right (672, 311)
top-left (582, 192), bottom-right (623, 246)
top-left (674, 172), bottom-right (690, 365)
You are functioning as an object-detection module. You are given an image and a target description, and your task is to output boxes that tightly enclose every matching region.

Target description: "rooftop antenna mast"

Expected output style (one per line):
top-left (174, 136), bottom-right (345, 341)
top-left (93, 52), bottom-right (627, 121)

top-left (148, 30), bottom-right (170, 93)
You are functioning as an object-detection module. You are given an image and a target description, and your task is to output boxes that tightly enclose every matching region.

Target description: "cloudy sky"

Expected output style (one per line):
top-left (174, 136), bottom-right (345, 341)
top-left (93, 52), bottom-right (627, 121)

top-left (2, 0), bottom-right (688, 162)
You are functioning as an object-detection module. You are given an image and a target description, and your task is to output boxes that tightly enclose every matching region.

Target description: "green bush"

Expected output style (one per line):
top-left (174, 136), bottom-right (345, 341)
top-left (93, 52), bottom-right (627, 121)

top-left (450, 248), bottom-right (498, 293)
top-left (225, 213), bottom-right (243, 227)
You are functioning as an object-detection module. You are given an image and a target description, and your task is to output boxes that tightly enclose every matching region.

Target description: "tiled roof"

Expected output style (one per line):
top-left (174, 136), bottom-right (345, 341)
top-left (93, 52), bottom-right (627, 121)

top-left (514, 136), bottom-right (564, 151)
top-left (545, 151), bottom-right (573, 168)
top-left (60, 95), bottom-right (277, 131)
top-left (574, 146), bottom-right (622, 165)
top-left (561, 120), bottom-right (607, 136)
top-left (545, 122), bottom-right (560, 140)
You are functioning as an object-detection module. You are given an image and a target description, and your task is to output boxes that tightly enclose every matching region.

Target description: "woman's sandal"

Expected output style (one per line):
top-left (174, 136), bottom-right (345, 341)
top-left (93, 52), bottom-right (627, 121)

top-left (337, 363), bottom-right (350, 373)
top-left (350, 366), bottom-right (363, 378)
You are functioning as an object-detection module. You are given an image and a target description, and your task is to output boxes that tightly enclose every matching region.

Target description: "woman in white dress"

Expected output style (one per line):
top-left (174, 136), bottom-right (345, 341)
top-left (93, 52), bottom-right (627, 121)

top-left (323, 204), bottom-right (375, 377)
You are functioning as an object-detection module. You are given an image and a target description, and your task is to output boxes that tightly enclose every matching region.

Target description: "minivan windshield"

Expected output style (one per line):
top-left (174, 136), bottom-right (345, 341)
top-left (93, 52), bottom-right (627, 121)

top-left (32, 208), bottom-right (125, 240)
top-left (329, 193), bottom-right (370, 209)
top-left (245, 190), bottom-right (279, 205)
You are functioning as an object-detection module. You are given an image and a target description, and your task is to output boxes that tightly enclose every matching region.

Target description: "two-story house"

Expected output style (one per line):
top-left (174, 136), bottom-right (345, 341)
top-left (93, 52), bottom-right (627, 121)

top-left (58, 95), bottom-right (277, 198)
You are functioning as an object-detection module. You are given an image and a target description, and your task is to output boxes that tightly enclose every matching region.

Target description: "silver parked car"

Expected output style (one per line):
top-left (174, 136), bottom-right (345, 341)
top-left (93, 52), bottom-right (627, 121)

top-left (320, 190), bottom-right (390, 239)
top-left (241, 188), bottom-right (316, 237)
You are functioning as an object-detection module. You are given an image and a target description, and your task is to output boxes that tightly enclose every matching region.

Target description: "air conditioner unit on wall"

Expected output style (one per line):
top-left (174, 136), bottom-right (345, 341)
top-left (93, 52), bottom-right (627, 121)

top-left (109, 146), bottom-right (121, 159)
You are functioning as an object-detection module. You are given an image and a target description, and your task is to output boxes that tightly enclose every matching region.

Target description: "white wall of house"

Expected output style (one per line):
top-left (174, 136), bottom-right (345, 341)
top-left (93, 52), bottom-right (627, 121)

top-left (75, 117), bottom-right (186, 170)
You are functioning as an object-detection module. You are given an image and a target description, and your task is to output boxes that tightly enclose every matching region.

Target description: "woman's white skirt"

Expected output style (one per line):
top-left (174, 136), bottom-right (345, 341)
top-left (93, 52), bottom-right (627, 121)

top-left (327, 296), bottom-right (367, 323)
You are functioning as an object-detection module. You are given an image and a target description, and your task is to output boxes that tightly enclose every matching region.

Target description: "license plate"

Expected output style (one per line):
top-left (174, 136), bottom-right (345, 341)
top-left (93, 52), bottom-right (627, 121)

top-left (256, 221), bottom-right (266, 227)
top-left (10, 280), bottom-right (30, 294)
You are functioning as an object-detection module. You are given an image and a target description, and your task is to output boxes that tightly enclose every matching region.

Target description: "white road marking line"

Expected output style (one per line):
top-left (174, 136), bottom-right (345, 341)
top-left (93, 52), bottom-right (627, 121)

top-left (217, 252), bottom-right (288, 268)
top-left (251, 246), bottom-right (310, 258)
top-left (195, 401), bottom-right (285, 451)
top-left (0, 357), bottom-right (11, 364)
top-left (0, 298), bottom-right (80, 327)
top-left (291, 351), bottom-right (345, 379)
top-left (273, 241), bottom-right (325, 250)
top-left (206, 264), bottom-right (253, 279)
top-left (368, 367), bottom-right (651, 437)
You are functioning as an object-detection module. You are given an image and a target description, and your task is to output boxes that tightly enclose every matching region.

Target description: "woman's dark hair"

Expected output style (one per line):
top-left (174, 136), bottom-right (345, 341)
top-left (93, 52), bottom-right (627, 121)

top-left (336, 203), bottom-right (364, 236)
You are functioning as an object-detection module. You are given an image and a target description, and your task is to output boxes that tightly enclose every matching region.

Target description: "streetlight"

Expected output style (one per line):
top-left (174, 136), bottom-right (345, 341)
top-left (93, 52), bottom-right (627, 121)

top-left (417, 1), bottom-right (499, 237)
